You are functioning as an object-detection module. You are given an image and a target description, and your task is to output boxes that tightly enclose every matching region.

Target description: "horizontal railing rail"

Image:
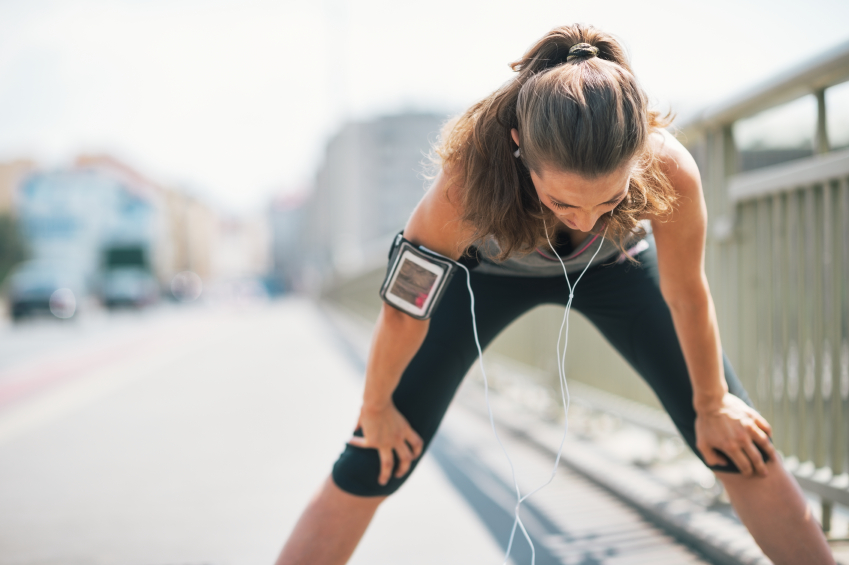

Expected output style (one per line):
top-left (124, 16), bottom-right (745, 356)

top-left (678, 39), bottom-right (849, 137)
top-left (728, 148), bottom-right (849, 203)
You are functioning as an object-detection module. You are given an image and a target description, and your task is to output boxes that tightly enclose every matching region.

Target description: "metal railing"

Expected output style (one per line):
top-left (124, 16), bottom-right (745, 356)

top-left (734, 152), bottom-right (849, 526)
top-left (679, 38), bottom-right (849, 532)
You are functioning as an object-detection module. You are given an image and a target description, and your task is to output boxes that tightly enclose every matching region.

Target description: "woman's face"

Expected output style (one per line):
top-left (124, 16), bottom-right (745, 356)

top-left (511, 128), bottom-right (631, 232)
top-left (531, 164), bottom-right (631, 233)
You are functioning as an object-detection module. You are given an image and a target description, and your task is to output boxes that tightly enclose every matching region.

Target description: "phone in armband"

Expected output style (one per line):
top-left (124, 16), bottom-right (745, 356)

top-left (379, 233), bottom-right (457, 320)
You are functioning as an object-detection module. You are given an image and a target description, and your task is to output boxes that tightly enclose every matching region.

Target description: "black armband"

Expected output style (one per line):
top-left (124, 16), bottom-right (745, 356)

top-left (379, 232), bottom-right (457, 320)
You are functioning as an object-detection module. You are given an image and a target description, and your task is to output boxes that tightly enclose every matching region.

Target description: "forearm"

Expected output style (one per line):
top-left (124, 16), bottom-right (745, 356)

top-left (362, 303), bottom-right (430, 410)
top-left (665, 286), bottom-right (728, 412)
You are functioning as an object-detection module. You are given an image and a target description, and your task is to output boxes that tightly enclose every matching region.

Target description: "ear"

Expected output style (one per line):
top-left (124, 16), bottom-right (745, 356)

top-left (510, 128), bottom-right (520, 147)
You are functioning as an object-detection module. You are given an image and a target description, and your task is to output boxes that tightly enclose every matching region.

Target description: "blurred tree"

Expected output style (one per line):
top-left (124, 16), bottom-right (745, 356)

top-left (0, 214), bottom-right (25, 285)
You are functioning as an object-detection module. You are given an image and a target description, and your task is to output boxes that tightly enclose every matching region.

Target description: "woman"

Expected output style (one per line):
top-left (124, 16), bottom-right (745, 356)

top-left (277, 24), bottom-right (834, 565)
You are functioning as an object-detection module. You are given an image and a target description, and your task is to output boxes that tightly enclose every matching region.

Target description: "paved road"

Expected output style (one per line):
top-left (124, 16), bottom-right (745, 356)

top-left (0, 300), bottom-right (504, 565)
top-left (0, 299), bottom-right (748, 564)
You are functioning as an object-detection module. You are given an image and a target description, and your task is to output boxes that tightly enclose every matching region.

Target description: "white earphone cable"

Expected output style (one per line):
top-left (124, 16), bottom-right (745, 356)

top-left (444, 217), bottom-right (608, 565)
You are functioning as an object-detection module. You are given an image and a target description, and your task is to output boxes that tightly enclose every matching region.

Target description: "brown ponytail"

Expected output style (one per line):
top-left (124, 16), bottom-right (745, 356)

top-left (435, 23), bottom-right (675, 260)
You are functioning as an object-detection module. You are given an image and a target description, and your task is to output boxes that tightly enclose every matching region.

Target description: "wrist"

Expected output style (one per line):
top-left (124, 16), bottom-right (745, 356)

top-left (362, 397), bottom-right (393, 413)
top-left (693, 390), bottom-right (727, 414)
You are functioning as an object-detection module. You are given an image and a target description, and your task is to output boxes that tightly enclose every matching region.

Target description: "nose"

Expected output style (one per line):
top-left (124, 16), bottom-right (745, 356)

top-left (563, 211), bottom-right (597, 232)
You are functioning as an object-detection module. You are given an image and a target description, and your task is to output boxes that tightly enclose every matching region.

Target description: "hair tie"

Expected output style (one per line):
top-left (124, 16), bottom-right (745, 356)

top-left (566, 43), bottom-right (599, 62)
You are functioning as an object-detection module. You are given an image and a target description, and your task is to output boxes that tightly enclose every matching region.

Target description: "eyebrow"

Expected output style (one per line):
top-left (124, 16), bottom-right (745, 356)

top-left (550, 188), bottom-right (629, 208)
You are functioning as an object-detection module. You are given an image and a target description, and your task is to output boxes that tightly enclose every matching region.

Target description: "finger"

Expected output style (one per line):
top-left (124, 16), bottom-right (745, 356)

top-left (698, 443), bottom-right (727, 467)
top-left (754, 414), bottom-right (773, 437)
top-left (743, 441), bottom-right (768, 476)
top-left (394, 442), bottom-right (415, 478)
top-left (348, 436), bottom-right (368, 448)
top-left (406, 430), bottom-right (424, 459)
top-left (751, 428), bottom-right (776, 463)
top-left (378, 447), bottom-right (395, 486)
top-left (728, 446), bottom-right (754, 477)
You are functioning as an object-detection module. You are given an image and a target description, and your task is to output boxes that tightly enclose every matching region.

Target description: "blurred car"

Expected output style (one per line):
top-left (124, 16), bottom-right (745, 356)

top-left (5, 260), bottom-right (88, 321)
top-left (99, 267), bottom-right (159, 308)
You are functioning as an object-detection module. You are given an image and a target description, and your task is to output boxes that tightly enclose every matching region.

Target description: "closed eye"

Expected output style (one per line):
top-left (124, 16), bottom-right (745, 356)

top-left (550, 193), bottom-right (627, 210)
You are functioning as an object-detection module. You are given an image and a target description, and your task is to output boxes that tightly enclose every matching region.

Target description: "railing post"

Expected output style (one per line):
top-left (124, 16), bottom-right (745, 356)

top-left (705, 126), bottom-right (740, 369)
top-left (756, 197), bottom-right (772, 416)
top-left (703, 129), bottom-right (721, 348)
top-left (821, 498), bottom-right (833, 534)
top-left (840, 178), bottom-right (849, 478)
top-left (820, 181), bottom-right (836, 535)
top-left (772, 193), bottom-right (789, 452)
top-left (815, 88), bottom-right (829, 155)
top-left (787, 190), bottom-right (802, 457)
top-left (802, 186), bottom-right (818, 464)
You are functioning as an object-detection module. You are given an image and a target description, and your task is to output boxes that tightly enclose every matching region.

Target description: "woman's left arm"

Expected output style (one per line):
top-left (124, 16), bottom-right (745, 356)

top-left (649, 130), bottom-right (776, 477)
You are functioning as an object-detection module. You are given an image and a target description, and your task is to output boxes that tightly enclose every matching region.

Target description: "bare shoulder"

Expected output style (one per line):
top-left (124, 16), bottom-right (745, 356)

top-left (403, 166), bottom-right (476, 260)
top-left (650, 129), bottom-right (702, 200)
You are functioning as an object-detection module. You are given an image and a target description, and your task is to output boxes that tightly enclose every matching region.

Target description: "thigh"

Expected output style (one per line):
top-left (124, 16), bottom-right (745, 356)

top-left (332, 270), bottom-right (551, 496)
top-left (569, 238), bottom-right (755, 473)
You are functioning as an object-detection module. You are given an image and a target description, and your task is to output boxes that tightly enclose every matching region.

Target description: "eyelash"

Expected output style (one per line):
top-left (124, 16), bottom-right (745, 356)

top-left (551, 198), bottom-right (623, 210)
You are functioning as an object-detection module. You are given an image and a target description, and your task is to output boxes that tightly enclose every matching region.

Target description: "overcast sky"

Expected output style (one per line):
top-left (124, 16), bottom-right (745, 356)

top-left (1, 0), bottom-right (848, 212)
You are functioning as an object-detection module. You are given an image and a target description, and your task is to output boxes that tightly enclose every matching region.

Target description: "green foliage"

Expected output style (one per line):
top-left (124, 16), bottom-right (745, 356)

top-left (0, 214), bottom-right (26, 285)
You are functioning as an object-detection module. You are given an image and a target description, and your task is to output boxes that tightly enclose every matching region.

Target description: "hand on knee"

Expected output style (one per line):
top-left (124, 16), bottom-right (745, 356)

top-left (695, 394), bottom-right (775, 477)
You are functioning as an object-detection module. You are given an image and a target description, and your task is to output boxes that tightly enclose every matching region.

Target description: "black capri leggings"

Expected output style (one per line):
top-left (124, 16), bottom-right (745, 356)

top-left (332, 238), bottom-right (755, 496)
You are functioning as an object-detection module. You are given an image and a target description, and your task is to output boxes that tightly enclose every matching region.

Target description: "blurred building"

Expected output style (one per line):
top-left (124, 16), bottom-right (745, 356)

top-left (162, 189), bottom-right (218, 282)
top-left (13, 158), bottom-right (164, 305)
top-left (213, 213), bottom-right (272, 281)
top-left (269, 191), bottom-right (308, 293)
top-left (2, 153), bottom-right (276, 313)
top-left (301, 112), bottom-right (446, 285)
top-left (0, 160), bottom-right (34, 287)
top-left (0, 160), bottom-right (35, 215)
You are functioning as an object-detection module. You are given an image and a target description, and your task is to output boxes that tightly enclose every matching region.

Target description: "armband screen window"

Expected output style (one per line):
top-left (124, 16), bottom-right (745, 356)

top-left (380, 236), bottom-right (455, 320)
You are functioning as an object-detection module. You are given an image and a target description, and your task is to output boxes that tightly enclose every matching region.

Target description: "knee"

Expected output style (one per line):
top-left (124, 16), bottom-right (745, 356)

top-left (332, 444), bottom-right (421, 497)
top-left (325, 475), bottom-right (388, 510)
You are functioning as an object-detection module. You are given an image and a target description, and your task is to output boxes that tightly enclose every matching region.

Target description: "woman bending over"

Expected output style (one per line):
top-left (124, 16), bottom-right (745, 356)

top-left (277, 23), bottom-right (834, 565)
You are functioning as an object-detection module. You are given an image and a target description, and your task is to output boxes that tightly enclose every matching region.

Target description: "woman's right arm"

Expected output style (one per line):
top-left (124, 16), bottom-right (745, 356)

top-left (346, 168), bottom-right (473, 486)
